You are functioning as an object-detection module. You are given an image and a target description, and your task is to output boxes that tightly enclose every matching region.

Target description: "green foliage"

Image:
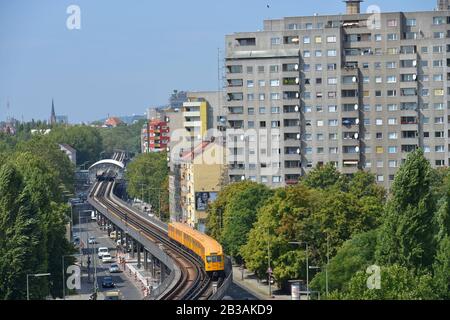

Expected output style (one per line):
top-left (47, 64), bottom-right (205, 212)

top-left (310, 230), bottom-right (378, 293)
top-left (301, 163), bottom-right (346, 190)
top-left (376, 149), bottom-right (436, 271)
top-left (49, 125), bottom-right (103, 166)
top-left (125, 152), bottom-right (169, 220)
top-left (99, 120), bottom-right (145, 155)
top-left (432, 236), bottom-right (450, 299)
top-left (0, 164), bottom-right (46, 300)
top-left (336, 265), bottom-right (437, 300)
top-left (209, 181), bottom-right (273, 262)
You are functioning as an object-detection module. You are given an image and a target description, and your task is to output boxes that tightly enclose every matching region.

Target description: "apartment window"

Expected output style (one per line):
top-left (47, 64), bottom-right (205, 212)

top-left (248, 121), bottom-right (255, 128)
top-left (328, 91), bottom-right (337, 99)
top-left (434, 89), bottom-right (445, 96)
top-left (388, 104), bottom-right (398, 111)
top-left (387, 90), bottom-right (397, 97)
top-left (387, 61), bottom-right (397, 69)
top-left (434, 103), bottom-right (445, 110)
top-left (406, 19), bottom-right (416, 26)
top-left (316, 64), bottom-right (323, 71)
top-left (247, 80), bottom-right (254, 88)
top-left (304, 106), bottom-right (312, 113)
top-left (259, 107), bottom-right (266, 114)
top-left (271, 37), bottom-right (281, 45)
top-left (272, 176), bottom-right (281, 183)
top-left (259, 80), bottom-right (266, 87)
top-left (435, 117), bottom-right (444, 124)
top-left (377, 175), bottom-right (384, 182)
top-left (375, 76), bottom-right (382, 83)
top-left (375, 34), bottom-right (382, 41)
top-left (389, 160), bottom-right (398, 168)
top-left (376, 104), bottom-right (383, 112)
top-left (317, 133), bottom-right (324, 141)
top-left (259, 93), bottom-right (265, 101)
top-left (328, 77), bottom-right (337, 85)
top-left (436, 145), bottom-right (445, 153)
top-left (435, 131), bottom-right (445, 138)
top-left (271, 106), bottom-right (280, 114)
top-left (315, 36), bottom-right (322, 43)
top-left (303, 36), bottom-right (311, 44)
top-left (327, 63), bottom-right (337, 71)
top-left (315, 50), bottom-right (322, 57)
top-left (376, 132), bottom-right (383, 139)
top-left (424, 146), bottom-right (431, 153)
top-left (258, 66), bottom-right (265, 73)
top-left (303, 50), bottom-right (311, 58)
top-left (433, 16), bottom-right (446, 25)
top-left (329, 147), bottom-right (338, 154)
top-left (329, 119), bottom-right (338, 126)
top-left (388, 146), bottom-right (397, 153)
top-left (376, 147), bottom-right (384, 154)
top-left (433, 45), bottom-right (444, 53)
top-left (270, 65), bottom-right (280, 73)
top-left (387, 76), bottom-right (397, 83)
top-left (248, 107), bottom-right (254, 115)
top-left (387, 19), bottom-right (398, 27)
top-left (329, 133), bottom-right (337, 140)
top-left (387, 48), bottom-right (398, 55)
top-left (377, 160), bottom-right (384, 168)
top-left (388, 118), bottom-right (397, 125)
top-left (270, 93), bottom-right (281, 101)
top-left (388, 132), bottom-right (397, 140)
top-left (433, 60), bottom-right (443, 67)
top-left (270, 79), bottom-right (280, 87)
top-left (246, 66), bottom-right (253, 74)
top-left (376, 119), bottom-right (383, 126)
top-left (434, 74), bottom-right (444, 82)
top-left (328, 105), bottom-right (337, 113)
top-left (363, 76), bottom-right (370, 83)
top-left (436, 160), bottom-right (445, 167)
top-left (327, 36), bottom-right (337, 43)
top-left (317, 120), bottom-right (324, 127)
top-left (327, 49), bottom-right (337, 57)
top-left (387, 33), bottom-right (398, 41)
top-left (421, 46), bottom-right (429, 54)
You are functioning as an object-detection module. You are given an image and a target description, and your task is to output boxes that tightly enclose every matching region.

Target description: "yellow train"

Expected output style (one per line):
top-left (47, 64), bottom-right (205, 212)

top-left (168, 222), bottom-right (225, 277)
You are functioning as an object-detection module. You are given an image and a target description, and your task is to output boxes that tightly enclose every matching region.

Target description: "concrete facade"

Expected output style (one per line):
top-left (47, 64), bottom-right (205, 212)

top-left (225, 2), bottom-right (450, 188)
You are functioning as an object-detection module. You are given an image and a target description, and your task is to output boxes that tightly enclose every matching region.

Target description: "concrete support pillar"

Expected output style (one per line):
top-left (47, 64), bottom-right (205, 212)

top-left (143, 250), bottom-right (148, 271)
top-left (137, 242), bottom-right (142, 269)
top-left (131, 240), bottom-right (135, 259)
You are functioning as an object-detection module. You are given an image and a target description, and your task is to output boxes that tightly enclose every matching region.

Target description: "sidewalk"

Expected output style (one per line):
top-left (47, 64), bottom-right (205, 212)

top-left (232, 265), bottom-right (291, 300)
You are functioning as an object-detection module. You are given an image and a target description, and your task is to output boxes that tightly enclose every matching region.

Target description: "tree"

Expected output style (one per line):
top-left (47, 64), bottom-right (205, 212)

top-left (99, 120), bottom-right (145, 155)
top-left (376, 149), bottom-right (436, 271)
top-left (218, 182), bottom-right (273, 262)
top-left (335, 265), bottom-right (437, 300)
top-left (301, 163), bottom-right (346, 190)
top-left (0, 164), bottom-right (47, 300)
top-left (49, 125), bottom-right (103, 166)
top-left (125, 152), bottom-right (169, 219)
top-left (310, 230), bottom-right (378, 293)
top-left (432, 236), bottom-right (450, 299)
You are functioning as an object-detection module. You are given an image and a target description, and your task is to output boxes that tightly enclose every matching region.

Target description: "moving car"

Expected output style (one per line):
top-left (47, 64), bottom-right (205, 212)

top-left (101, 276), bottom-right (115, 288)
top-left (98, 247), bottom-right (109, 259)
top-left (102, 254), bottom-right (113, 263)
top-left (88, 236), bottom-right (96, 244)
top-left (104, 291), bottom-right (122, 300)
top-left (109, 264), bottom-right (121, 273)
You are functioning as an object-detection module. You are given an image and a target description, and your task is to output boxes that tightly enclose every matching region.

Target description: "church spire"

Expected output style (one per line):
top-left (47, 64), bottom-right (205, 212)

top-left (50, 99), bottom-right (56, 125)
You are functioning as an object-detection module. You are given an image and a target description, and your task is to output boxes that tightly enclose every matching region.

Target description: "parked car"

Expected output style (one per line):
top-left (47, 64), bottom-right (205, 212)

top-left (88, 236), bottom-right (96, 244)
top-left (102, 254), bottom-right (113, 263)
top-left (109, 231), bottom-right (117, 240)
top-left (91, 211), bottom-right (97, 221)
top-left (109, 264), bottom-right (121, 273)
top-left (101, 276), bottom-right (115, 288)
top-left (98, 247), bottom-right (109, 259)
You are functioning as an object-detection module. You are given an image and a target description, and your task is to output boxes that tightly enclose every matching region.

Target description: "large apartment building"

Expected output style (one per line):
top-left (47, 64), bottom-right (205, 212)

top-left (225, 0), bottom-right (450, 188)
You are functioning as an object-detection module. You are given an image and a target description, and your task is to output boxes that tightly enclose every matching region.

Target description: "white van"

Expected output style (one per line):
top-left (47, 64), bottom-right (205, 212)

top-left (91, 211), bottom-right (97, 221)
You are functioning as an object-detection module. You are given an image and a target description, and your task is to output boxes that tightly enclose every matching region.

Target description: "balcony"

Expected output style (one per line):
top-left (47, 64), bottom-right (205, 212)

top-left (184, 121), bottom-right (202, 127)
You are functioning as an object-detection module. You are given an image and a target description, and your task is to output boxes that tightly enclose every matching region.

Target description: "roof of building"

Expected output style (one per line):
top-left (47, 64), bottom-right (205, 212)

top-left (59, 143), bottom-right (76, 153)
top-left (104, 117), bottom-right (124, 127)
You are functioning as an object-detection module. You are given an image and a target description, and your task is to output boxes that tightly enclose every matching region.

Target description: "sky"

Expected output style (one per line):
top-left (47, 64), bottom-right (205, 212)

top-left (0, 0), bottom-right (435, 123)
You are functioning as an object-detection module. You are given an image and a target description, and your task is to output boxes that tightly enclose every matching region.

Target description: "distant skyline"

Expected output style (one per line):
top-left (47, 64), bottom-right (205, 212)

top-left (0, 0), bottom-right (435, 123)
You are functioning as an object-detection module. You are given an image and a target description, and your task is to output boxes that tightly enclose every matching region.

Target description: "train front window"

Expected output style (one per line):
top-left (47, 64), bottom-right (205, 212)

top-left (217, 256), bottom-right (222, 263)
top-left (206, 256), bottom-right (212, 263)
top-left (212, 256), bottom-right (217, 263)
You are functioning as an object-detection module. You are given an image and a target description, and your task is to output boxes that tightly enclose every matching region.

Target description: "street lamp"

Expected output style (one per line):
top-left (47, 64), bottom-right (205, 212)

top-left (27, 273), bottom-right (51, 300)
top-left (289, 241), bottom-right (309, 300)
